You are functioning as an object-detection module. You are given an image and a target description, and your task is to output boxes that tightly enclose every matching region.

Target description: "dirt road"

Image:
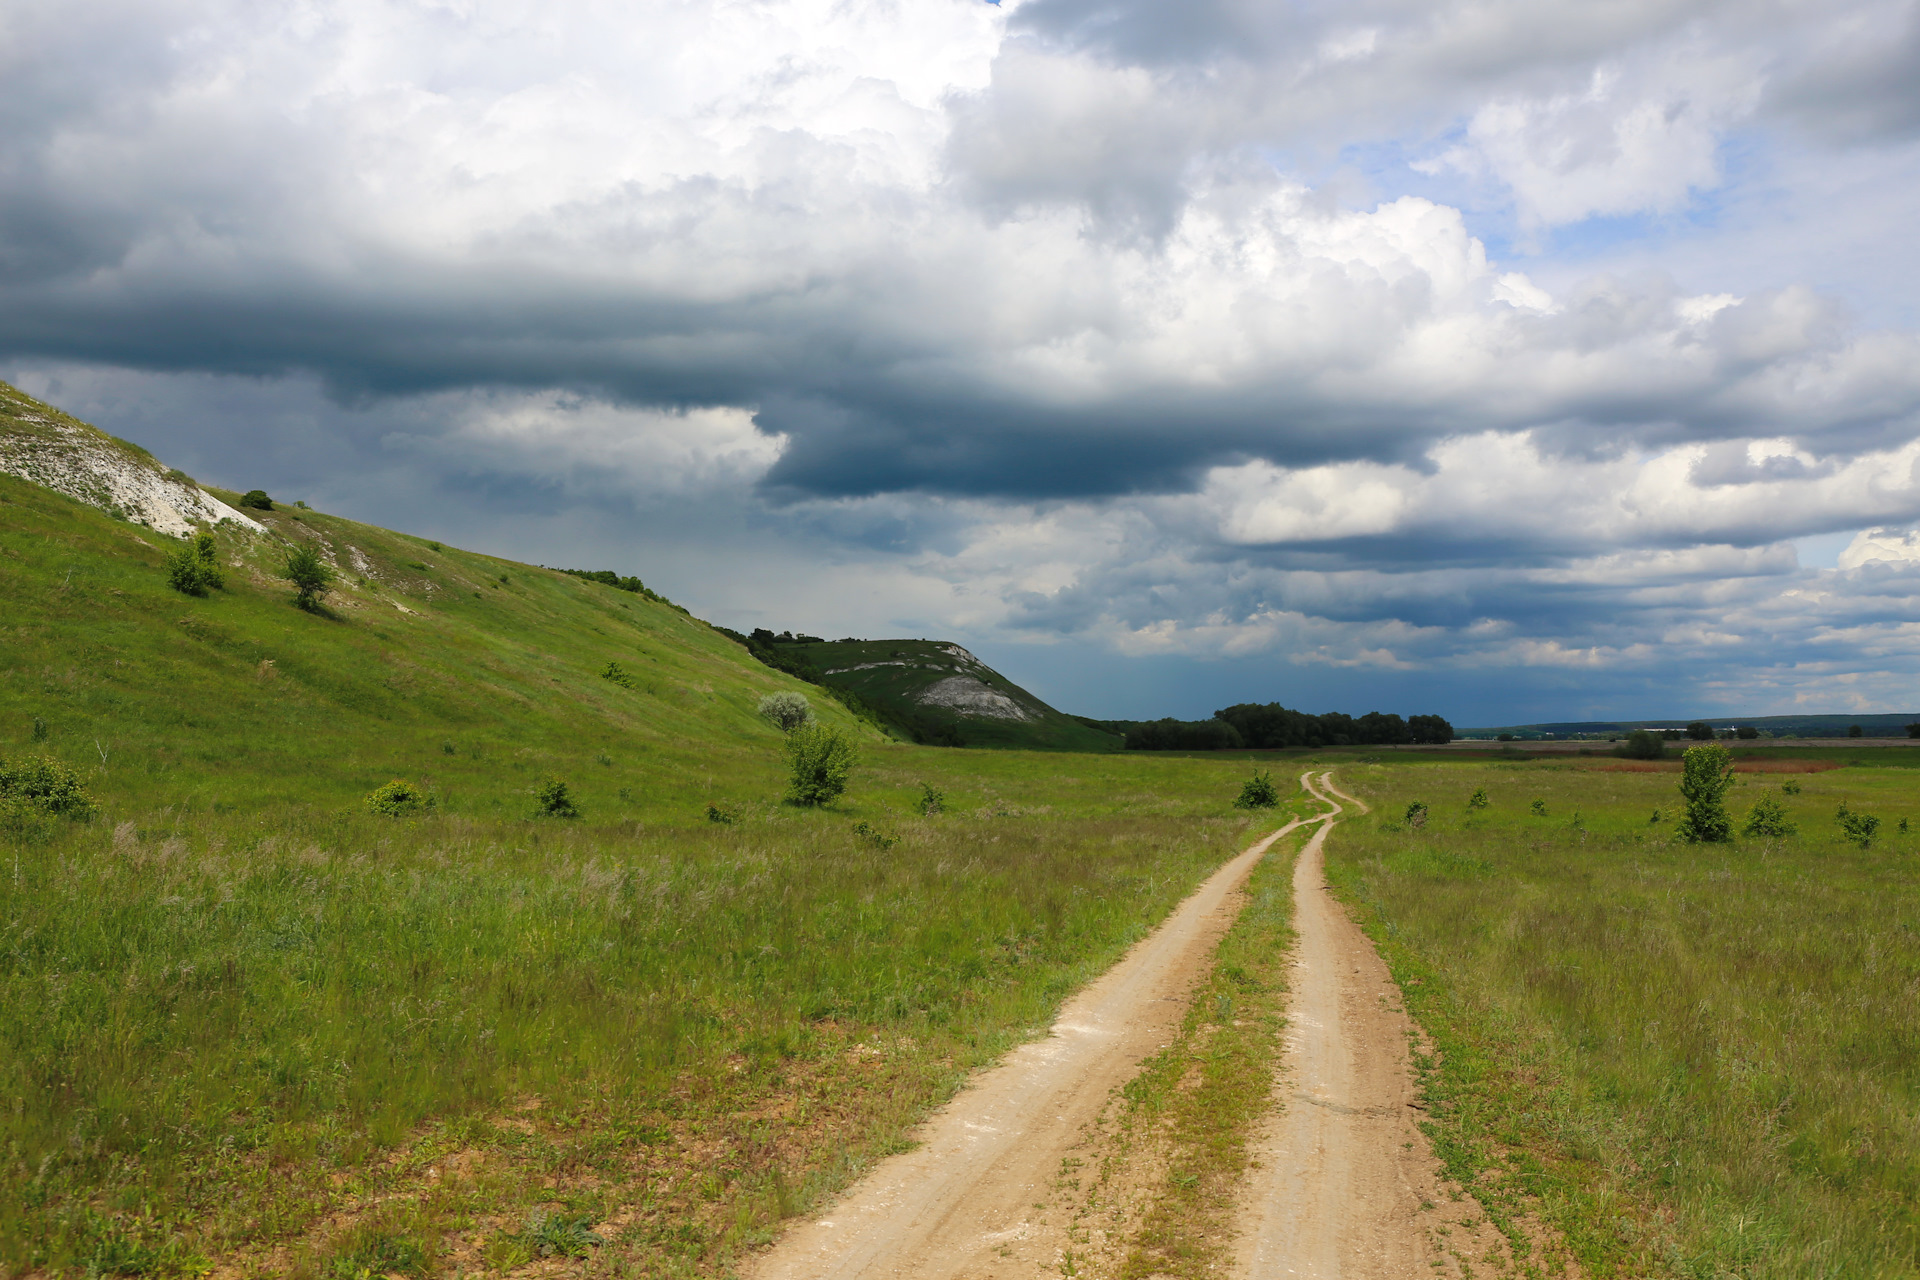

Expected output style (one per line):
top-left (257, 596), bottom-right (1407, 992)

top-left (1232, 772), bottom-right (1500, 1278)
top-left (745, 807), bottom-right (1326, 1280)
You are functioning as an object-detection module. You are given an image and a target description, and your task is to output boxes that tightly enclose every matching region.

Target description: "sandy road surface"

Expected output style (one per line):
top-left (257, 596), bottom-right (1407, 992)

top-left (745, 807), bottom-right (1327, 1280)
top-left (1233, 773), bottom-right (1501, 1278)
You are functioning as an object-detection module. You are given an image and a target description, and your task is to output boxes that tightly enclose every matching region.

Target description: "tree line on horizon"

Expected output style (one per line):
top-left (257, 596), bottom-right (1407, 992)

top-left (1076, 703), bottom-right (1454, 751)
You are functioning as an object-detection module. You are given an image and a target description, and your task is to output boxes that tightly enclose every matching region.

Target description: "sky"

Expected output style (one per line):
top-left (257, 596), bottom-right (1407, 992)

top-left (4, 0), bottom-right (1920, 725)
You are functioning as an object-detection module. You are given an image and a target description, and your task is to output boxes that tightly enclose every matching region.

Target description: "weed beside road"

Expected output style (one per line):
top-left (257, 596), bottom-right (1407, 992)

top-left (1324, 758), bottom-right (1920, 1278)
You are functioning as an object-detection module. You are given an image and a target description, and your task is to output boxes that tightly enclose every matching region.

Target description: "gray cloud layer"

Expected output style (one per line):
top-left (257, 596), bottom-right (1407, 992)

top-left (5, 0), bottom-right (1920, 718)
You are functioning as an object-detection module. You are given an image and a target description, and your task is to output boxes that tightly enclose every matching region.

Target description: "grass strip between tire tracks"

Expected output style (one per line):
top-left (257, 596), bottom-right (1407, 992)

top-left (1108, 817), bottom-right (1305, 1280)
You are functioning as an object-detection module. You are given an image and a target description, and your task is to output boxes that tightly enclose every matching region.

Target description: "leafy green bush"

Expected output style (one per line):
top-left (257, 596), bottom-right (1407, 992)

top-left (1685, 721), bottom-right (1716, 741)
top-left (601, 660), bottom-right (636, 689)
top-left (1742, 791), bottom-right (1795, 838)
top-left (1232, 769), bottom-right (1279, 809)
top-left (784, 725), bottom-right (856, 806)
top-left (1677, 743), bottom-right (1735, 843)
top-left (1530, 799), bottom-right (1548, 816)
top-left (853, 820), bottom-right (899, 849)
top-left (1467, 787), bottom-right (1489, 811)
top-left (1835, 803), bottom-right (1880, 848)
top-left (705, 802), bottom-right (736, 824)
top-left (0, 752), bottom-right (95, 818)
top-left (238, 489), bottom-right (273, 510)
top-left (758, 691), bottom-right (814, 732)
top-left (281, 543), bottom-right (334, 610)
top-left (165, 531), bottom-right (225, 596)
top-left (365, 779), bottom-right (432, 817)
top-left (1617, 728), bottom-right (1665, 760)
top-left (532, 777), bottom-right (580, 819)
top-left (917, 782), bottom-right (946, 816)
top-left (1782, 778), bottom-right (1802, 795)
top-left (1404, 800), bottom-right (1429, 828)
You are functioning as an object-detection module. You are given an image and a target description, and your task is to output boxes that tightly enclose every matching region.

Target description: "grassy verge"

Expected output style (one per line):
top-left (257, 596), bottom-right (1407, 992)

top-left (1322, 758), bottom-right (1920, 1279)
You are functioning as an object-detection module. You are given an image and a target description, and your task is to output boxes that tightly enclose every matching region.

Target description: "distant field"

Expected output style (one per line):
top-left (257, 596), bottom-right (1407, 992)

top-left (1323, 755), bottom-right (1920, 1278)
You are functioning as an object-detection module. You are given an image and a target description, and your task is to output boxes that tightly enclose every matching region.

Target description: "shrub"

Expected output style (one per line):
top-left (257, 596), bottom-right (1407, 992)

top-left (31, 716), bottom-right (47, 742)
top-left (852, 820), bottom-right (899, 849)
top-left (1907, 722), bottom-right (1920, 740)
top-left (532, 777), bottom-right (579, 819)
top-left (365, 779), bottom-right (432, 817)
top-left (705, 802), bottom-right (735, 824)
top-left (165, 530), bottom-right (225, 595)
top-left (1835, 803), bottom-right (1880, 848)
top-left (1685, 721), bottom-right (1715, 740)
top-left (1529, 799), bottom-right (1547, 816)
top-left (784, 725), bottom-right (856, 806)
top-left (758, 691), bottom-right (814, 732)
top-left (1677, 743), bottom-right (1735, 843)
top-left (0, 752), bottom-right (95, 818)
top-left (1467, 787), bottom-right (1489, 811)
top-left (1847, 724), bottom-right (1864, 738)
top-left (601, 661), bottom-right (636, 689)
top-left (281, 543), bottom-right (334, 610)
top-left (1233, 769), bottom-right (1280, 809)
top-left (238, 489), bottom-right (273, 510)
top-left (1403, 800), bottom-right (1429, 828)
top-left (1496, 733), bottom-right (1515, 742)
top-left (1617, 729), bottom-right (1665, 760)
top-left (1742, 791), bottom-right (1795, 838)
top-left (917, 783), bottom-right (945, 816)
top-left (1734, 725), bottom-right (1759, 740)
top-left (1782, 778), bottom-right (1802, 795)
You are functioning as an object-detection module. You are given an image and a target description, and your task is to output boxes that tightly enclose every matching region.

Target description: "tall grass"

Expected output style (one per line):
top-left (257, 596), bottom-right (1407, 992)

top-left (1325, 760), bottom-right (1920, 1278)
top-left (2, 803), bottom-right (1251, 1274)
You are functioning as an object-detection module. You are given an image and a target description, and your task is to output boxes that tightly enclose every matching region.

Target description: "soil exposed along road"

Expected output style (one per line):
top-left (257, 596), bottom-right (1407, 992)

top-left (746, 805), bottom-right (1329, 1280)
top-left (1233, 773), bottom-right (1501, 1279)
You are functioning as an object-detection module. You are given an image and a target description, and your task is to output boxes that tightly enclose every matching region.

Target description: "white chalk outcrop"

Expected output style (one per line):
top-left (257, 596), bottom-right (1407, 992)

top-left (0, 386), bottom-right (262, 538)
top-left (916, 675), bottom-right (1037, 722)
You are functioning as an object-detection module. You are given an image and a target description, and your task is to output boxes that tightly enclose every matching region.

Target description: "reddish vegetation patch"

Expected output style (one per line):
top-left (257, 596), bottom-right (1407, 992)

top-left (1592, 758), bottom-right (1842, 774)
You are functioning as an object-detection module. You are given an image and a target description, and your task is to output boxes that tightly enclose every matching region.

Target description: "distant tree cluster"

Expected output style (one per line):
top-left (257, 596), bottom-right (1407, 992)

top-left (1085, 704), bottom-right (1454, 751)
top-left (555, 567), bottom-right (687, 613)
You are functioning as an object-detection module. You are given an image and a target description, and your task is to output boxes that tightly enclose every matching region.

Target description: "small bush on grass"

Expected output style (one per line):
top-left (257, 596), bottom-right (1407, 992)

top-left (1467, 787), bottom-right (1489, 811)
top-left (917, 782), bottom-right (946, 816)
top-left (1232, 769), bottom-right (1279, 809)
top-left (281, 543), bottom-right (334, 610)
top-left (758, 691), bottom-right (814, 732)
top-left (365, 779), bottom-right (432, 817)
top-left (601, 661), bottom-right (636, 689)
top-left (1617, 728), bottom-right (1665, 760)
top-left (784, 725), bottom-right (855, 806)
top-left (0, 752), bottom-right (95, 825)
top-left (1835, 803), bottom-right (1880, 848)
top-left (705, 802), bottom-right (736, 824)
top-left (165, 530), bottom-right (225, 596)
top-left (1782, 779), bottom-right (1802, 795)
top-left (1530, 799), bottom-right (1548, 816)
top-left (853, 820), bottom-right (899, 849)
top-left (532, 777), bottom-right (580, 819)
top-left (1404, 801), bottom-right (1429, 828)
top-left (1677, 743), bottom-right (1735, 843)
top-left (238, 489), bottom-right (273, 510)
top-left (1742, 791), bottom-right (1795, 838)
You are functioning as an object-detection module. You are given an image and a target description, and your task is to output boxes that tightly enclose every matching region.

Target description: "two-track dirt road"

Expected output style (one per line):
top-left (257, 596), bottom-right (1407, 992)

top-left (747, 772), bottom-right (1498, 1279)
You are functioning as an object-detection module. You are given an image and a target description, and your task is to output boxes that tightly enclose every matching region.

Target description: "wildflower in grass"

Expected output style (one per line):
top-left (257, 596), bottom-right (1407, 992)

top-left (758, 691), bottom-right (814, 731)
top-left (280, 542), bottom-right (334, 610)
top-left (785, 725), bottom-right (856, 806)
top-left (532, 776), bottom-right (580, 819)
top-left (1467, 787), bottom-right (1489, 811)
top-left (1233, 769), bottom-right (1280, 809)
top-left (918, 782), bottom-right (946, 816)
top-left (1530, 799), bottom-right (1548, 816)
top-left (364, 779), bottom-right (431, 817)
top-left (1404, 801), bottom-right (1428, 828)
top-left (1835, 802), bottom-right (1880, 849)
top-left (1676, 743), bottom-right (1735, 843)
top-left (1742, 792), bottom-right (1795, 838)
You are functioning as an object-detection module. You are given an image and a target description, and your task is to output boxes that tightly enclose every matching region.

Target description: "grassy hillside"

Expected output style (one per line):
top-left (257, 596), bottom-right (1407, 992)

top-left (0, 391), bottom-right (1288, 1278)
top-left (749, 634), bottom-right (1122, 752)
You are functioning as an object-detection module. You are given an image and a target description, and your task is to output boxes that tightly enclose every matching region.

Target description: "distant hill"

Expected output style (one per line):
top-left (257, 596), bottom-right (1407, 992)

top-left (0, 381), bottom-right (878, 818)
top-left (726, 632), bottom-right (1122, 752)
top-left (1461, 714), bottom-right (1920, 740)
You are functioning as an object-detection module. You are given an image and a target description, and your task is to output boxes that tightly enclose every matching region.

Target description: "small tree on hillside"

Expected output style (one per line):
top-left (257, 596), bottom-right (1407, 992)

top-left (758, 691), bottom-right (814, 732)
top-left (238, 490), bottom-right (274, 510)
top-left (785, 725), bottom-right (856, 806)
top-left (281, 543), bottom-right (334, 610)
top-left (1676, 743), bottom-right (1735, 843)
top-left (165, 530), bottom-right (225, 596)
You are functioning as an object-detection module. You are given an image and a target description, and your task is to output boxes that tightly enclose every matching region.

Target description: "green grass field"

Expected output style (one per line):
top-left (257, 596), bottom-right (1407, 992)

top-left (1322, 753), bottom-right (1920, 1278)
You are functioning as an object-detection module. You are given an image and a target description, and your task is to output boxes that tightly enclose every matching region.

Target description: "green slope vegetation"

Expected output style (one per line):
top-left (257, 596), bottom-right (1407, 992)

top-left (0, 387), bottom-right (1283, 1278)
top-left (741, 633), bottom-right (1122, 752)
